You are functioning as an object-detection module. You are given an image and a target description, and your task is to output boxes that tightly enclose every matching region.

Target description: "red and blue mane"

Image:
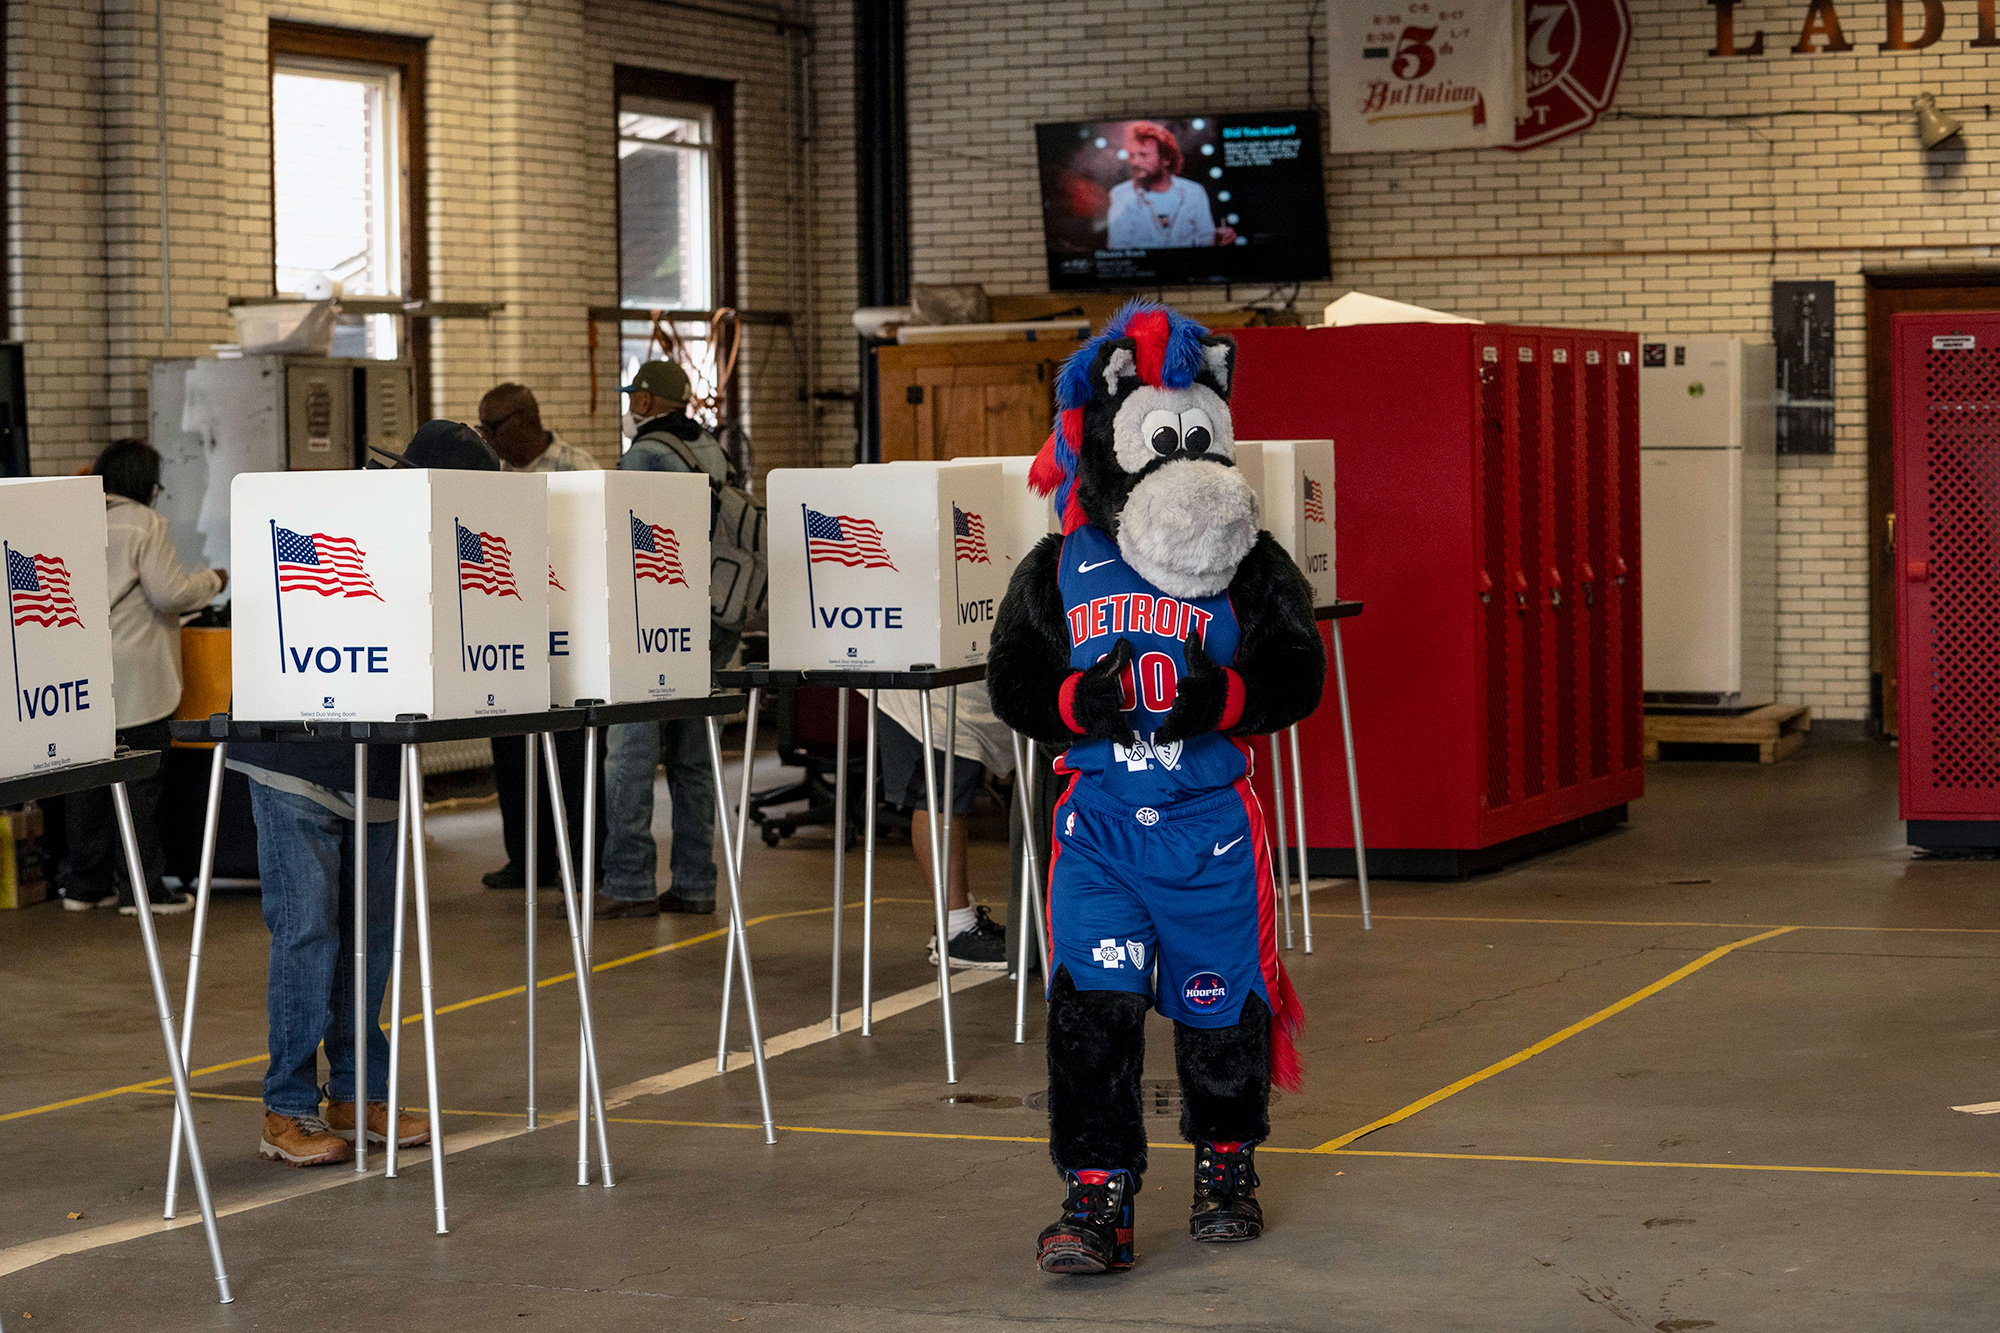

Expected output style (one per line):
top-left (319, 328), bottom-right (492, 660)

top-left (1029, 301), bottom-right (1212, 534)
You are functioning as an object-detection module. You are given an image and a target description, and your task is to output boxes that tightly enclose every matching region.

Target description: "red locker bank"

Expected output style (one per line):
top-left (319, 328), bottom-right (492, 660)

top-left (1230, 323), bottom-right (1645, 877)
top-left (1891, 312), bottom-right (2000, 850)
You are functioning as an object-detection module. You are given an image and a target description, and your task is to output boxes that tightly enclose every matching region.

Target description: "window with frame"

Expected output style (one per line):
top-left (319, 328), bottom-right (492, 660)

top-left (269, 24), bottom-right (424, 366)
top-left (616, 70), bottom-right (735, 431)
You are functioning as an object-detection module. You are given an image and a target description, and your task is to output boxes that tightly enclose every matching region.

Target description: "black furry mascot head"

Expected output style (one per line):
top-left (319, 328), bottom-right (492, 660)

top-left (1031, 302), bottom-right (1257, 598)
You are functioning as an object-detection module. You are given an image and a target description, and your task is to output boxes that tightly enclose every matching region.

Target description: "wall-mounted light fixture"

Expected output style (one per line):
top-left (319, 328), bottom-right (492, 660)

top-left (1914, 93), bottom-right (1964, 150)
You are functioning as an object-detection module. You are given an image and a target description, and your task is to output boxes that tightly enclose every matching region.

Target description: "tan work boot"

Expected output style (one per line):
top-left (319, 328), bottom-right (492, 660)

top-left (260, 1111), bottom-right (353, 1167)
top-left (324, 1097), bottom-right (431, 1149)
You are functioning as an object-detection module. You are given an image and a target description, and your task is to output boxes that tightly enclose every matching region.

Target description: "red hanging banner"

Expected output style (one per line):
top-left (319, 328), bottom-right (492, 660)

top-left (1504, 0), bottom-right (1632, 151)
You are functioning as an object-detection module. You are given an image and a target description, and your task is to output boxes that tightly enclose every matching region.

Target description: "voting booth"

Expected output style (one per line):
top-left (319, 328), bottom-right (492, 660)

top-left (765, 462), bottom-right (1008, 671)
top-left (1241, 438), bottom-right (1337, 604)
top-left (546, 471), bottom-right (710, 706)
top-left (894, 455), bottom-right (1058, 570)
top-left (230, 469), bottom-right (549, 721)
top-left (0, 476), bottom-right (116, 777)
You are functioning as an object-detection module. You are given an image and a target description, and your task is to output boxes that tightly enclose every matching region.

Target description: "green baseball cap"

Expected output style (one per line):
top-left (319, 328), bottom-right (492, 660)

top-left (623, 360), bottom-right (691, 403)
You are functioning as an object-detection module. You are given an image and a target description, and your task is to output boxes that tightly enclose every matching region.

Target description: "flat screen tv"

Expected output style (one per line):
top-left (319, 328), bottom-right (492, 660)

top-left (1035, 111), bottom-right (1330, 292)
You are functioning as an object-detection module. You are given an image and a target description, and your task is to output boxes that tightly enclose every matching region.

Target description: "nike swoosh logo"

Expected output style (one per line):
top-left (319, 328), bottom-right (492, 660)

top-left (1213, 836), bottom-right (1245, 856)
top-left (1077, 559), bottom-right (1117, 573)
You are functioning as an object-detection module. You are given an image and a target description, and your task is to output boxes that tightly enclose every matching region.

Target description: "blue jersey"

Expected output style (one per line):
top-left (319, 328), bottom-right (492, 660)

top-left (1057, 524), bottom-right (1244, 804)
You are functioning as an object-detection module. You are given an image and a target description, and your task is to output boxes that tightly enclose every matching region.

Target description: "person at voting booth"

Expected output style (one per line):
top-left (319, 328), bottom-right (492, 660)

top-left (226, 420), bottom-right (497, 1167)
top-left (598, 360), bottom-right (738, 918)
top-left (58, 440), bottom-right (225, 915)
top-left (472, 383), bottom-right (604, 893)
top-left (877, 683), bottom-right (1011, 969)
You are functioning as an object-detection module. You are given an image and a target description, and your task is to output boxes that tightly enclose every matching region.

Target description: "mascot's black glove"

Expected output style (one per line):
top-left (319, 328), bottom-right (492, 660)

top-left (1061, 637), bottom-right (1139, 744)
top-left (1155, 628), bottom-right (1244, 745)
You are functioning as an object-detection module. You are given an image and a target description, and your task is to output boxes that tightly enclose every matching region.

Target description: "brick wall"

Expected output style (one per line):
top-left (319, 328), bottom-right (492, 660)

top-left (7, 0), bottom-right (816, 481)
top-left (802, 0), bottom-right (2000, 722)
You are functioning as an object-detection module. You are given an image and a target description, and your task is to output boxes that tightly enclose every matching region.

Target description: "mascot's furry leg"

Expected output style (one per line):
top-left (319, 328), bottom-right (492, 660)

top-left (1176, 995), bottom-right (1272, 1241)
top-left (1038, 967), bottom-right (1148, 1273)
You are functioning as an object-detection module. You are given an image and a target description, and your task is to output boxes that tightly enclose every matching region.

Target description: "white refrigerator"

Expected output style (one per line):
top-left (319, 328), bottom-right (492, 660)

top-left (1638, 335), bottom-right (1777, 710)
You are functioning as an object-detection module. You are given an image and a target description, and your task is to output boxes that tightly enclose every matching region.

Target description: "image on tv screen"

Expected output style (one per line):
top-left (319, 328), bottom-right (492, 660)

top-left (1035, 112), bottom-right (1330, 292)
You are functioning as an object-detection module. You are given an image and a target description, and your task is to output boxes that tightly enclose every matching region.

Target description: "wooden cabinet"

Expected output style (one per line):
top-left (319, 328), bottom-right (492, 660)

top-left (874, 339), bottom-right (1073, 461)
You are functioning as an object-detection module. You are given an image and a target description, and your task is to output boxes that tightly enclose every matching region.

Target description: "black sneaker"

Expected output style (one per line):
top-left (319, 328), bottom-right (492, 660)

top-left (482, 862), bottom-right (525, 890)
top-left (929, 904), bottom-right (1008, 970)
top-left (1037, 1168), bottom-right (1136, 1274)
top-left (118, 886), bottom-right (192, 917)
top-left (658, 892), bottom-right (716, 915)
top-left (1189, 1140), bottom-right (1264, 1243)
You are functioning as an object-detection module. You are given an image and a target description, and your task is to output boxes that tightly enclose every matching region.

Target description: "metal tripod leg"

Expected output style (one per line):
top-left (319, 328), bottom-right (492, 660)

top-left (1288, 724), bottom-right (1314, 954)
top-left (353, 746), bottom-right (368, 1173)
top-left (525, 735), bottom-right (538, 1129)
top-left (718, 688), bottom-right (761, 1069)
top-left (576, 725), bottom-right (599, 1185)
top-left (402, 744), bottom-right (450, 1231)
top-left (114, 781), bottom-right (231, 1303)
top-left (918, 689), bottom-right (958, 1084)
top-left (385, 769), bottom-right (410, 1178)
top-left (830, 688), bottom-right (848, 1033)
top-left (1331, 621), bottom-right (1371, 930)
top-left (1268, 734), bottom-right (1294, 949)
top-left (164, 742), bottom-right (225, 1220)
top-left (706, 716), bottom-right (776, 1143)
top-left (540, 733), bottom-right (614, 1187)
top-left (1010, 732), bottom-right (1049, 1045)
top-left (861, 690), bottom-right (879, 1035)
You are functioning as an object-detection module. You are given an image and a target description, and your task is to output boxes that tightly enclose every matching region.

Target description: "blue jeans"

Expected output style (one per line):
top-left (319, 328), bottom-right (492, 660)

top-left (602, 718), bottom-right (717, 902)
top-left (250, 781), bottom-right (397, 1116)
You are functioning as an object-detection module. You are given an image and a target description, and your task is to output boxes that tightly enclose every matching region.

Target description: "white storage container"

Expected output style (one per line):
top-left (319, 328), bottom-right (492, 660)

top-left (231, 469), bottom-right (550, 722)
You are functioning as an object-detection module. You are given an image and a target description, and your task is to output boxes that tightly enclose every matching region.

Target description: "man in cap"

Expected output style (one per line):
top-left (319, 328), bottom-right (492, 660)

top-left (472, 383), bottom-right (603, 893)
top-left (596, 361), bottom-right (736, 918)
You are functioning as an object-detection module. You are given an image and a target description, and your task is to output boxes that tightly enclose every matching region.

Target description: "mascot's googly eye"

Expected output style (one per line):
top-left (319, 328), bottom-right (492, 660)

top-left (1142, 409), bottom-right (1181, 457)
top-left (1180, 408), bottom-right (1214, 455)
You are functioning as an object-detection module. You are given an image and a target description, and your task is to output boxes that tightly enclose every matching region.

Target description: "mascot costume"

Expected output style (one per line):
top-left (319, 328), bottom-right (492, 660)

top-left (989, 302), bottom-right (1326, 1274)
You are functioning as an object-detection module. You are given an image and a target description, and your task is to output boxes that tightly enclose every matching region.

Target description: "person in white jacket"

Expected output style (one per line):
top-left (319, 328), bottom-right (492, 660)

top-left (59, 440), bottom-right (225, 914)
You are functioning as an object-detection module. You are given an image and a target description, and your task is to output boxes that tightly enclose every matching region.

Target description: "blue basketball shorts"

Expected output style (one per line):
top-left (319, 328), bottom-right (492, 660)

top-left (1045, 772), bottom-right (1282, 1029)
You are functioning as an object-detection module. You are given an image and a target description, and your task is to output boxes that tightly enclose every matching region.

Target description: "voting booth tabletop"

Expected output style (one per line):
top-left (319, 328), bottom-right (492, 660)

top-left (715, 663), bottom-right (988, 692)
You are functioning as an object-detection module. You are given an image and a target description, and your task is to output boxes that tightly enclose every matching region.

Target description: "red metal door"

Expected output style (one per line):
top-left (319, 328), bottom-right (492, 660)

top-left (1612, 341), bottom-right (1644, 776)
top-left (1474, 333), bottom-right (1518, 839)
top-left (1893, 312), bottom-right (2000, 820)
top-left (1547, 335), bottom-right (1585, 803)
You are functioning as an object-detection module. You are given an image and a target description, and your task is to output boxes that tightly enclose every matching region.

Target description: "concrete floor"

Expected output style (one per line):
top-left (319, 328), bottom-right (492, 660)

top-left (4, 737), bottom-right (1998, 1330)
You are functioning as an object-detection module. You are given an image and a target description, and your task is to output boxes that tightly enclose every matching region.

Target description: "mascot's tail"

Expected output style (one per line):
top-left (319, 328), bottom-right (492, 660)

top-left (1270, 961), bottom-right (1305, 1094)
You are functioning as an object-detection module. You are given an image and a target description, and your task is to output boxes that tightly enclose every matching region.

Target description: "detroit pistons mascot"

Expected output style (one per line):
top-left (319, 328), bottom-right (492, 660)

top-left (989, 302), bottom-right (1326, 1274)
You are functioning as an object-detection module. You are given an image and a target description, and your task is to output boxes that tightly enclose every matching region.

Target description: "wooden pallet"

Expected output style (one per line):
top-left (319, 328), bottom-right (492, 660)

top-left (1643, 703), bottom-right (1812, 764)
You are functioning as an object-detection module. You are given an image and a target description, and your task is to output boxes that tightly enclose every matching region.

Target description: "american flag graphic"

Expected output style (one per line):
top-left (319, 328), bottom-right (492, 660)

top-left (630, 514), bottom-right (688, 586)
top-left (274, 526), bottom-right (382, 600)
top-left (805, 508), bottom-right (896, 570)
top-left (1303, 476), bottom-right (1327, 524)
top-left (548, 565), bottom-right (565, 591)
top-left (952, 505), bottom-right (990, 564)
top-left (456, 522), bottom-right (520, 599)
top-left (6, 548), bottom-right (82, 628)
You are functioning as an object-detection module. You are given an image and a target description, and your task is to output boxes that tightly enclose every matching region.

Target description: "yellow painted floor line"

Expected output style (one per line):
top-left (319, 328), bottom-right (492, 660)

top-left (1312, 925), bottom-right (1799, 1152)
top-left (0, 968), bottom-right (1006, 1279)
top-left (137, 1090), bottom-right (2000, 1180)
top-left (0, 897), bottom-right (933, 1125)
top-left (1327, 1148), bottom-right (2000, 1179)
top-left (1308, 910), bottom-right (2000, 935)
